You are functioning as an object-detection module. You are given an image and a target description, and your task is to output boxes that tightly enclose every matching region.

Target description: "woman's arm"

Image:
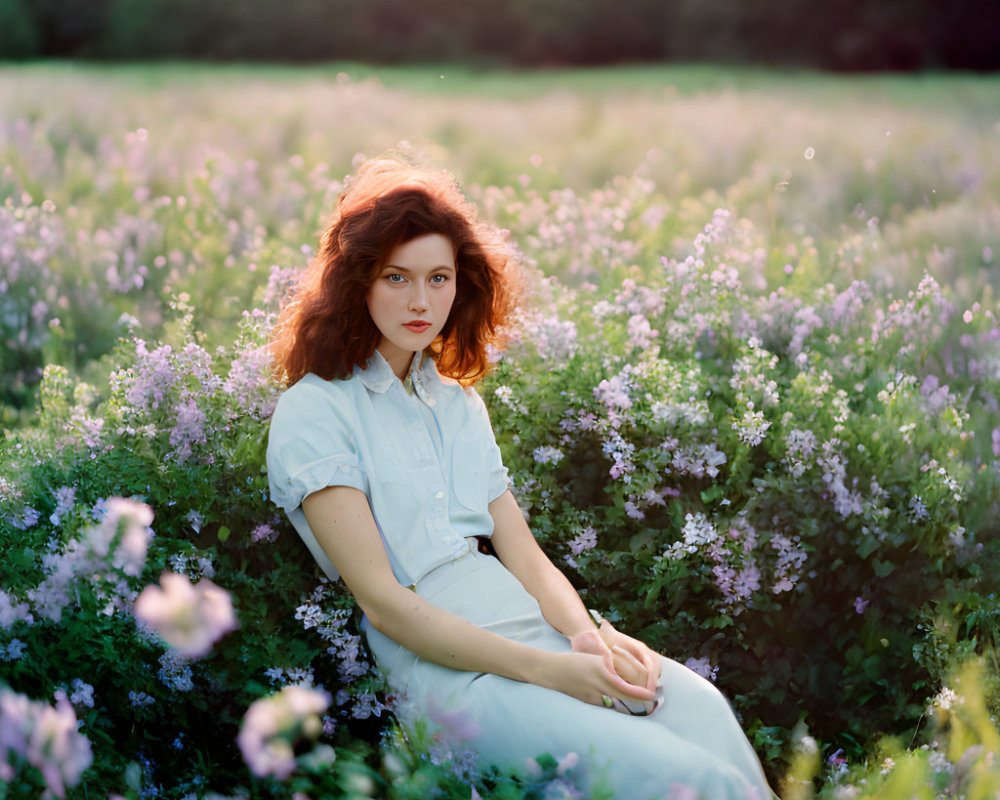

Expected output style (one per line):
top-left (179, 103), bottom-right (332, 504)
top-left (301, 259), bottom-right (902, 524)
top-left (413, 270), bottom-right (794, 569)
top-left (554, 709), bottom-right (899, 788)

top-left (487, 490), bottom-right (596, 638)
top-left (301, 485), bottom-right (654, 706)
top-left (488, 489), bottom-right (662, 690)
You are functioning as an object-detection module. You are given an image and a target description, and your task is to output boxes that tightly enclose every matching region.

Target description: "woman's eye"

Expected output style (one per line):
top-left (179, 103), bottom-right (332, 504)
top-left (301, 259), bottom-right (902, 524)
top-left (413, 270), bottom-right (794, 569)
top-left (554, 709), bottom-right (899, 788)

top-left (386, 274), bottom-right (405, 284)
top-left (430, 274), bottom-right (449, 285)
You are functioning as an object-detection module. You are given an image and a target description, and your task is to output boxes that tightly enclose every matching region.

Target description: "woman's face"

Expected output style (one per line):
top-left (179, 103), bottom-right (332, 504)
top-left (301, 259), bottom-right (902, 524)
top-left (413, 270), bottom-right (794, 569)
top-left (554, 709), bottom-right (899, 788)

top-left (367, 233), bottom-right (457, 379)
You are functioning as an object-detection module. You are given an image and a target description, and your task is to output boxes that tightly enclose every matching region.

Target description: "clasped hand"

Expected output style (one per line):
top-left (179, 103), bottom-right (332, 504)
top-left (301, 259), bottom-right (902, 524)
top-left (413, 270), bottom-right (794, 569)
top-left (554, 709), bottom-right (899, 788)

top-left (567, 621), bottom-right (662, 711)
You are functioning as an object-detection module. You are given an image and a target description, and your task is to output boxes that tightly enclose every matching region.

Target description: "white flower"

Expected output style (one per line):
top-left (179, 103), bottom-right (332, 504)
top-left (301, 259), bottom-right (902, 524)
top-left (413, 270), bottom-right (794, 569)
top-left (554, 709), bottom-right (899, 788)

top-left (733, 409), bottom-right (771, 447)
top-left (931, 687), bottom-right (959, 711)
top-left (533, 446), bottom-right (564, 465)
top-left (681, 513), bottom-right (718, 548)
top-left (0, 690), bottom-right (93, 799)
top-left (237, 685), bottom-right (332, 780)
top-left (134, 572), bottom-right (238, 658)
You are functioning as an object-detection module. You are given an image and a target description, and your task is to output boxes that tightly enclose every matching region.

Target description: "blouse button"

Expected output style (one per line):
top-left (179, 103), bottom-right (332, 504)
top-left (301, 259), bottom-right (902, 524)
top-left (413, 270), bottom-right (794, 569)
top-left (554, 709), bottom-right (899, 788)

top-left (435, 491), bottom-right (444, 500)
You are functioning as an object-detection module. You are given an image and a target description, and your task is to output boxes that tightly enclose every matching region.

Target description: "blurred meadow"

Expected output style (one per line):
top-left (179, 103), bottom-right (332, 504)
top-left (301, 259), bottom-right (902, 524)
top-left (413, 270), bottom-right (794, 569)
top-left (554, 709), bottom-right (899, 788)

top-left (3, 64), bottom-right (998, 413)
top-left (1, 63), bottom-right (999, 799)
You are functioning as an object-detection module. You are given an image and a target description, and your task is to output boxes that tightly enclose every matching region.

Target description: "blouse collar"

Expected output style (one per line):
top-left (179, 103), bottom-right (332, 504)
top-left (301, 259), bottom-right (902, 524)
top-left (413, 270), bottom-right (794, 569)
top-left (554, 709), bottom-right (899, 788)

top-left (357, 349), bottom-right (446, 405)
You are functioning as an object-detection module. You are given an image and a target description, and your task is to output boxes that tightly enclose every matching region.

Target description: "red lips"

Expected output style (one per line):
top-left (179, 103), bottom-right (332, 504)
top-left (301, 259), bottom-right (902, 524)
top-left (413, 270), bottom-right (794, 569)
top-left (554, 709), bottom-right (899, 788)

top-left (403, 321), bottom-right (432, 333)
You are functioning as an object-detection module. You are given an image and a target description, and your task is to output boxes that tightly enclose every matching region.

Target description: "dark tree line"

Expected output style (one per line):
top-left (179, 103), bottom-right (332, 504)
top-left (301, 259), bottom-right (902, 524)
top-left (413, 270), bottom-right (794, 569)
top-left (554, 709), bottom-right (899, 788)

top-left (1, 0), bottom-right (998, 70)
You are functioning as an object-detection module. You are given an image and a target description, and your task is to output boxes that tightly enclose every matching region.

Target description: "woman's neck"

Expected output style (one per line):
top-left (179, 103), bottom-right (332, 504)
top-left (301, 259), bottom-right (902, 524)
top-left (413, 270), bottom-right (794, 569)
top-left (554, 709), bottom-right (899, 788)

top-left (377, 343), bottom-right (418, 381)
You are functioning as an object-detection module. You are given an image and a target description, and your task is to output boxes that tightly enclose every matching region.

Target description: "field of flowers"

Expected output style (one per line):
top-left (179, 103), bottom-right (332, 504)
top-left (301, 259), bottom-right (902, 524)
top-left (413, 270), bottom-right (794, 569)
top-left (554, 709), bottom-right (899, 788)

top-left (1, 64), bottom-right (999, 799)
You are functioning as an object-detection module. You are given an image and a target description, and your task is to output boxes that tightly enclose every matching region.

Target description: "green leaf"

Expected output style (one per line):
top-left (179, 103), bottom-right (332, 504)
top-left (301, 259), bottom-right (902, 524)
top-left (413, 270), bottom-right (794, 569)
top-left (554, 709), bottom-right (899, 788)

top-left (700, 485), bottom-right (724, 504)
top-left (872, 559), bottom-right (895, 578)
top-left (217, 526), bottom-right (231, 542)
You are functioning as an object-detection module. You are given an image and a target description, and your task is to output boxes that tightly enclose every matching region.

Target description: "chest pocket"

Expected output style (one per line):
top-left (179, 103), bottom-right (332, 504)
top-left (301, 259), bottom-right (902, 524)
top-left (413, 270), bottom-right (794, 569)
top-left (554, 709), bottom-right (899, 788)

top-left (451, 430), bottom-right (491, 512)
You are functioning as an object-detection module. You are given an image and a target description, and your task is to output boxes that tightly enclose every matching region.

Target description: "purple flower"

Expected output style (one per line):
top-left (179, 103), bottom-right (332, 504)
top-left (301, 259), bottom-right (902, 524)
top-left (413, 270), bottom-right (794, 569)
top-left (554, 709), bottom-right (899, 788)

top-left (683, 657), bottom-right (718, 682)
top-left (854, 596), bottom-right (869, 614)
top-left (10, 505), bottom-right (40, 530)
top-left (49, 486), bottom-right (76, 527)
top-left (168, 398), bottom-right (208, 461)
top-left (0, 689), bottom-right (93, 799)
top-left (533, 446), bottom-right (564, 465)
top-left (594, 374), bottom-right (632, 411)
top-left (568, 527), bottom-right (597, 555)
top-left (222, 345), bottom-right (278, 419)
top-left (251, 522), bottom-right (278, 543)
top-left (1, 589), bottom-right (33, 629)
top-left (427, 694), bottom-right (482, 743)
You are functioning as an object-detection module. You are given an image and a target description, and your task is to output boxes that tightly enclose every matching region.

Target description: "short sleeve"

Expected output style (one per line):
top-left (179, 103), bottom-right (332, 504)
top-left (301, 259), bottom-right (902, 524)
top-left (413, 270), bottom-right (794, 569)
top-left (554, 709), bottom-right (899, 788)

top-left (465, 387), bottom-right (510, 503)
top-left (266, 379), bottom-right (369, 512)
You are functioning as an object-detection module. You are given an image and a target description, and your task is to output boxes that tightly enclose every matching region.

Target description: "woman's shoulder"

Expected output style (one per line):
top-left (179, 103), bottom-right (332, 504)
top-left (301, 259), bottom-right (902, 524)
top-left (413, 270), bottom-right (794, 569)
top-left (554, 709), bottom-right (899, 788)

top-left (271, 372), bottom-right (362, 423)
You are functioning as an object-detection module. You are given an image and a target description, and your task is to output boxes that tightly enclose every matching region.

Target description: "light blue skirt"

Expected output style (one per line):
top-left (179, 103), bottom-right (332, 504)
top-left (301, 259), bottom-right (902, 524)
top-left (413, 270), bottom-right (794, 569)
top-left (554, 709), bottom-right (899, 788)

top-left (365, 543), bottom-right (774, 800)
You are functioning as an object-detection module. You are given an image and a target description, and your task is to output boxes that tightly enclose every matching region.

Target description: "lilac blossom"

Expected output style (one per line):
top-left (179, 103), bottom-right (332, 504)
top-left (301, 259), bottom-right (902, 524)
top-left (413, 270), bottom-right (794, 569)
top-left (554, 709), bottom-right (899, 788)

top-left (683, 657), bottom-right (718, 682)
top-left (568, 527), bottom-right (598, 556)
top-left (122, 341), bottom-right (177, 411)
top-left (732, 407), bottom-right (771, 447)
top-left (237, 685), bottom-right (332, 780)
top-left (222, 344), bottom-right (278, 419)
top-left (134, 572), bottom-right (239, 659)
top-left (670, 443), bottom-right (727, 479)
top-left (9, 505), bottom-right (40, 530)
top-left (817, 442), bottom-right (863, 518)
top-left (784, 428), bottom-right (818, 477)
top-left (128, 691), bottom-right (155, 708)
top-left (285, 667), bottom-right (315, 686)
top-left (186, 509), bottom-right (204, 533)
top-left (597, 427), bottom-right (636, 481)
top-left (168, 398), bottom-right (208, 462)
top-left (157, 651), bottom-right (194, 692)
top-left (0, 589), bottom-right (33, 629)
top-left (533, 446), bottom-right (564, 465)
top-left (594, 373), bottom-right (632, 411)
top-left (294, 603), bottom-right (324, 629)
top-left (0, 689), bottom-right (93, 798)
top-left (664, 513), bottom-right (719, 559)
top-left (251, 521), bottom-right (279, 543)
top-left (67, 679), bottom-right (94, 709)
top-left (907, 495), bottom-right (930, 523)
top-left (626, 313), bottom-right (658, 351)
top-left (89, 497), bottom-right (154, 577)
top-left (771, 534), bottom-right (808, 594)
top-left (48, 485), bottom-right (76, 526)
top-left (624, 501), bottom-right (645, 520)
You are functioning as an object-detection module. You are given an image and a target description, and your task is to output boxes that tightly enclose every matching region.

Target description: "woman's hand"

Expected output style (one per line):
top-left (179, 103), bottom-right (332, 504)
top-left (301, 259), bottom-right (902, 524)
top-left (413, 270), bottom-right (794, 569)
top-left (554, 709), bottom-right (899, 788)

top-left (594, 621), bottom-right (662, 693)
top-left (546, 647), bottom-right (657, 709)
top-left (569, 629), bottom-right (647, 687)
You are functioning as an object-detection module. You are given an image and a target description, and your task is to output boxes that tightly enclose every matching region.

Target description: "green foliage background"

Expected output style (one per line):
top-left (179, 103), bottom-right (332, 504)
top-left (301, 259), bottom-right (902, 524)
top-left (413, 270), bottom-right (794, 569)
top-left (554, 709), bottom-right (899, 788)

top-left (2, 0), bottom-right (999, 69)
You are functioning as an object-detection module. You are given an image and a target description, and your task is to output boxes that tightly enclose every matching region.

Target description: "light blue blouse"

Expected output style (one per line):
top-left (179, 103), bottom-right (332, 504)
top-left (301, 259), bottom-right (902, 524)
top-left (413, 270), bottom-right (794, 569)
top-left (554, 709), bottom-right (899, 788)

top-left (266, 350), bottom-right (510, 589)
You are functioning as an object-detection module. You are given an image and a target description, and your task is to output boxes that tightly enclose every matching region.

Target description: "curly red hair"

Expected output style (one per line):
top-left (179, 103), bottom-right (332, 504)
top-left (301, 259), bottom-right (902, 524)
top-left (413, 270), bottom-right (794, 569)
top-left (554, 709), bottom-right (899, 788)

top-left (270, 158), bottom-right (519, 387)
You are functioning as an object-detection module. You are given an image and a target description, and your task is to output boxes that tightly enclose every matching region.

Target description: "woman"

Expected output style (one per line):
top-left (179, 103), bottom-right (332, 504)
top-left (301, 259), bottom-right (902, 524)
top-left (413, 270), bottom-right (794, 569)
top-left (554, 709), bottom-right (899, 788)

top-left (266, 157), bottom-right (774, 799)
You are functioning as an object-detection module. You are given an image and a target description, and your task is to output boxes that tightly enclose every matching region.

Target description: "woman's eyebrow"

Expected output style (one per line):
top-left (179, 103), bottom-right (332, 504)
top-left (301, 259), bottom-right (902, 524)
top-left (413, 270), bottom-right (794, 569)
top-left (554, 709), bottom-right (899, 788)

top-left (382, 264), bottom-right (456, 272)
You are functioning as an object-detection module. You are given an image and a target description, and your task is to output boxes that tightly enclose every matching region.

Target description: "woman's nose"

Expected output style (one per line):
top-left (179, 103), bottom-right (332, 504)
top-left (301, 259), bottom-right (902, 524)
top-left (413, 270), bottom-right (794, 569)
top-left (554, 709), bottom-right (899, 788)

top-left (408, 284), bottom-right (429, 311)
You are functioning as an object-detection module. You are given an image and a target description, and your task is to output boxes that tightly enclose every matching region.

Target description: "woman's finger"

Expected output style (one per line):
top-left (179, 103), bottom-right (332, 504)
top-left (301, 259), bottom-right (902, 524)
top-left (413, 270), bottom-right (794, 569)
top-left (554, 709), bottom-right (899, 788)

top-left (613, 634), bottom-right (661, 690)
top-left (611, 645), bottom-right (648, 687)
top-left (602, 662), bottom-right (655, 701)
